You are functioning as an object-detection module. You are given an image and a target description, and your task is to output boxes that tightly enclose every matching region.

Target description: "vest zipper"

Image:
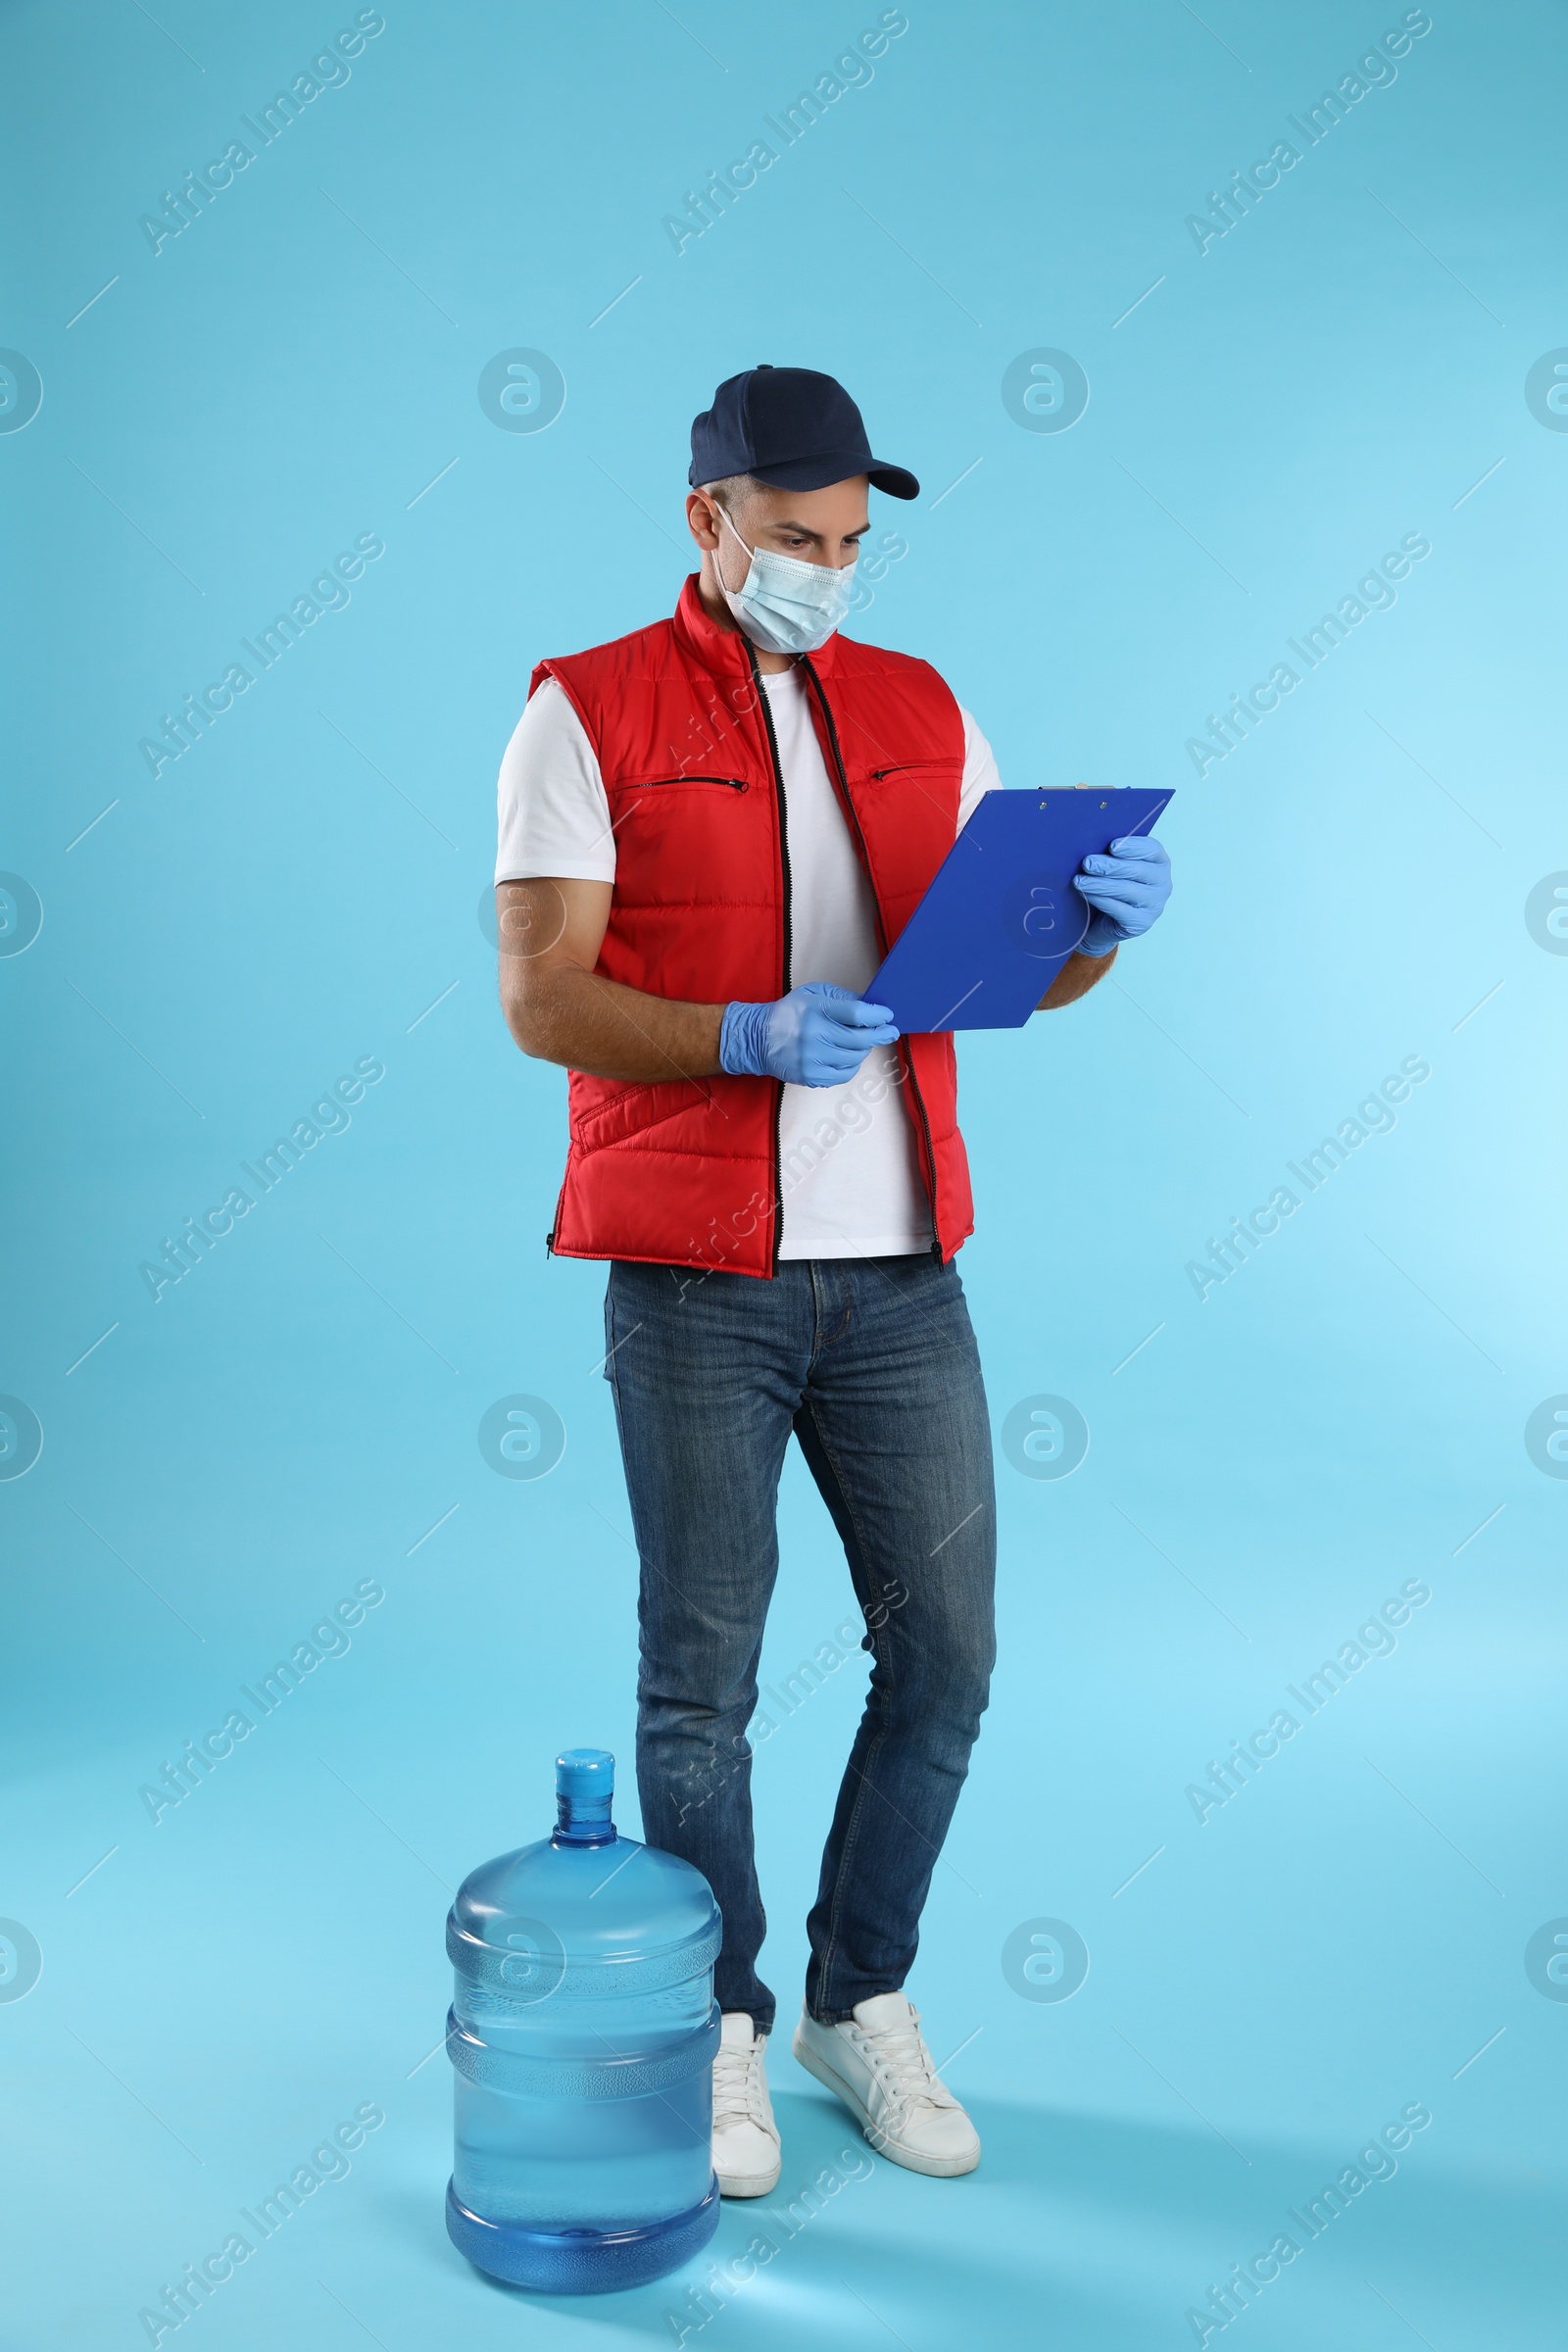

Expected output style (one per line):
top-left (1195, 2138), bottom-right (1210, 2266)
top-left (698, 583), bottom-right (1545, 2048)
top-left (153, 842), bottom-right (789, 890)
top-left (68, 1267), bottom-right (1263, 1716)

top-left (799, 658), bottom-right (944, 1253)
top-left (747, 646), bottom-right (793, 1274)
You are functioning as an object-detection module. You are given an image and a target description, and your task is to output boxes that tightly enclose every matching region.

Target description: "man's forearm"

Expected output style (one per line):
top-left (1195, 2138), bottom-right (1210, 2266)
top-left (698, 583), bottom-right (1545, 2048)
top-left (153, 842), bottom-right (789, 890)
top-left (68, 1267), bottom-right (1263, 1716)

top-left (511, 948), bottom-right (1113, 1078)
top-left (1038, 947), bottom-right (1116, 1010)
top-left (505, 961), bottom-right (726, 1084)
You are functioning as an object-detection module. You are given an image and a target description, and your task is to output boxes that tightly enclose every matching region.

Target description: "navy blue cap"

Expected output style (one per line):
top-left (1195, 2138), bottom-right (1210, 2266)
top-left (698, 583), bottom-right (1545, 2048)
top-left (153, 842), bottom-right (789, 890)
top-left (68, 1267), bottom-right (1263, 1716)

top-left (689, 366), bottom-right (918, 501)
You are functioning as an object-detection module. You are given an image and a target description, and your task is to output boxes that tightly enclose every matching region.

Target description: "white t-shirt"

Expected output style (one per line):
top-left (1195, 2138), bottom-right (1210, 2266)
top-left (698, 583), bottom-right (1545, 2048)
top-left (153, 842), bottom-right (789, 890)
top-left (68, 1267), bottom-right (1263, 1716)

top-left (495, 668), bottom-right (1001, 1259)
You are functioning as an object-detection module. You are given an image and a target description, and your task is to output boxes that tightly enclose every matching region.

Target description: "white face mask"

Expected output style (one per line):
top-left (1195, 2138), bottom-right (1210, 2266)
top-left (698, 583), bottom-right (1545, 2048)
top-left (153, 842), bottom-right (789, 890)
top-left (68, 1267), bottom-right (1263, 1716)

top-left (714, 505), bottom-right (856, 656)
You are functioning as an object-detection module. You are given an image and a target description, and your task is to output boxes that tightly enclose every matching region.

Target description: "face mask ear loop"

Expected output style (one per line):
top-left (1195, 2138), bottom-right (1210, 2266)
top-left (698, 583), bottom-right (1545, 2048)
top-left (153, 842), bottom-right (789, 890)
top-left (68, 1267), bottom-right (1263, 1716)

top-left (714, 501), bottom-right (754, 594)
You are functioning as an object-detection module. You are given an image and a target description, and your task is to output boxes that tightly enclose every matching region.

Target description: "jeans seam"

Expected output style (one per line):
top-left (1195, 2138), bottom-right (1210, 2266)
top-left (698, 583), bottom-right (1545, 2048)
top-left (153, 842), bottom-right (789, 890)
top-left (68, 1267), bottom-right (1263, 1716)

top-left (603, 1275), bottom-right (619, 1405)
top-left (804, 1396), bottom-right (896, 2018)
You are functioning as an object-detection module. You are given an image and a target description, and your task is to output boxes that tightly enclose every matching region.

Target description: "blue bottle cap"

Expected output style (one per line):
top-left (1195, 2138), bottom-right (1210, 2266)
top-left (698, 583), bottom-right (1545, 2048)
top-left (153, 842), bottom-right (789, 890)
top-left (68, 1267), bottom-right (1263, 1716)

top-left (556, 1747), bottom-right (614, 1801)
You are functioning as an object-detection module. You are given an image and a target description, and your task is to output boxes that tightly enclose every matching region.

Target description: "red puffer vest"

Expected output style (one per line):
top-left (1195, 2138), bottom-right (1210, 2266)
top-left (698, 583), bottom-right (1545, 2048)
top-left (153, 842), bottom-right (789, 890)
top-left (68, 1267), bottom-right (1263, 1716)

top-left (534, 574), bottom-right (974, 1278)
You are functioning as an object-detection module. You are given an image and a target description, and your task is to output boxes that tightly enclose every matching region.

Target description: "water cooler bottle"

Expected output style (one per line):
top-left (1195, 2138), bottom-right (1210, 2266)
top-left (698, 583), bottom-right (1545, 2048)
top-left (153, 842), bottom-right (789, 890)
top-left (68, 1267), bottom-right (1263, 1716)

top-left (445, 1747), bottom-right (721, 2292)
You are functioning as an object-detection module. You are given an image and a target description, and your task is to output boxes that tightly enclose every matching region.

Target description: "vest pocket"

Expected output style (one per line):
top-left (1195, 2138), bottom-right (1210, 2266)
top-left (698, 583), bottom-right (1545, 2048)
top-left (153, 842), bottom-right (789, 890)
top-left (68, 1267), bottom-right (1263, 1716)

top-left (620, 774), bottom-right (749, 793)
top-left (867, 761), bottom-right (961, 783)
top-left (571, 1075), bottom-right (717, 1153)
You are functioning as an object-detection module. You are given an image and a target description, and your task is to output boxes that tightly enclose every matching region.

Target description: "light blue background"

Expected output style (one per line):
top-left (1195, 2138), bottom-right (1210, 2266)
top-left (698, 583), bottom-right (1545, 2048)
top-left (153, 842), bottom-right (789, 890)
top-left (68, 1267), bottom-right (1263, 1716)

top-left (2, 2), bottom-right (1563, 2345)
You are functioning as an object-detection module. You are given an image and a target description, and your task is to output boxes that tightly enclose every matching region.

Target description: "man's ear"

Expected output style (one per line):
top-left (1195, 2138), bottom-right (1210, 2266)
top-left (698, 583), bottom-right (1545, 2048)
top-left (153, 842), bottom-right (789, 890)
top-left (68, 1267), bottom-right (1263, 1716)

top-left (686, 489), bottom-right (722, 551)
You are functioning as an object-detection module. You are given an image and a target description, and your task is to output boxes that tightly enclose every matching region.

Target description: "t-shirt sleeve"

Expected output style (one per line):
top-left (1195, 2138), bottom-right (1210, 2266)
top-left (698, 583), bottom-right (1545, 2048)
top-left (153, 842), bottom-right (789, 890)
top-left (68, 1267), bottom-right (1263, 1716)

top-left (956, 706), bottom-right (1002, 833)
top-left (494, 676), bottom-right (616, 885)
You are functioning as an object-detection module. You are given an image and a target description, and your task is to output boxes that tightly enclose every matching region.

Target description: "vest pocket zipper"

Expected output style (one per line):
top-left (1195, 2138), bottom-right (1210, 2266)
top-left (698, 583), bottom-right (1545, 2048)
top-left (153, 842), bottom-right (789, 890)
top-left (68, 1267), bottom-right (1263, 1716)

top-left (646, 774), bottom-right (748, 790)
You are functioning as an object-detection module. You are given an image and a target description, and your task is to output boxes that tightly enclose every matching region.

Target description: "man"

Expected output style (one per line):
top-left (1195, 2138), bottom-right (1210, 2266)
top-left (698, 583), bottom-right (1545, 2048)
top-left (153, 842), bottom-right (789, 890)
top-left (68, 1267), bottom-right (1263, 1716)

top-left (494, 367), bottom-right (1170, 2195)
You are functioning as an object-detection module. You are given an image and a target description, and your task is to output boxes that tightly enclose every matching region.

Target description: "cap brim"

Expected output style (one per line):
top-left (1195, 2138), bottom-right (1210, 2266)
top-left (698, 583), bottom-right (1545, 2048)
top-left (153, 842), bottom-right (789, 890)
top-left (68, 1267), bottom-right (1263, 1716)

top-left (750, 450), bottom-right (920, 501)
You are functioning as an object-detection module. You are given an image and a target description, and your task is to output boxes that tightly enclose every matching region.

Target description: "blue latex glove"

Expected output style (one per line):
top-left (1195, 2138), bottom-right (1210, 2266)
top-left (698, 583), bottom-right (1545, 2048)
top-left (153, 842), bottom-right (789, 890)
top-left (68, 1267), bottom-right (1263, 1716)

top-left (720, 982), bottom-right (900, 1088)
top-left (1073, 834), bottom-right (1172, 956)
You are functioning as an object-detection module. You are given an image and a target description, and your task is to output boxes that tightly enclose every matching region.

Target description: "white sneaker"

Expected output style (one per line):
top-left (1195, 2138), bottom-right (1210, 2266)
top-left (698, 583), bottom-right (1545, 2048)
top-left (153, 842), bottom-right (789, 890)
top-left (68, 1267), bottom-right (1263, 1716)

top-left (792, 1991), bottom-right (981, 2178)
top-left (710, 2012), bottom-right (781, 2197)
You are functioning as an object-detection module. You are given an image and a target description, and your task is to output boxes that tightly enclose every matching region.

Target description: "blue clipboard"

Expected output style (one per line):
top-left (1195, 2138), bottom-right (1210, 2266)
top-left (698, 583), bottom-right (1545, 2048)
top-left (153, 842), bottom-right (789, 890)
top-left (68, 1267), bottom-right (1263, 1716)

top-left (867, 786), bottom-right (1173, 1032)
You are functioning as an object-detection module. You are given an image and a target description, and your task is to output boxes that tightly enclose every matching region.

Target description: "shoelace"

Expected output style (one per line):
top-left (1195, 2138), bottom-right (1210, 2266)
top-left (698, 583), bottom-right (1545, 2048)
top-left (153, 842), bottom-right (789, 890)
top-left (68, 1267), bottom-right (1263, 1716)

top-left (712, 2036), bottom-right (765, 2125)
top-left (857, 2010), bottom-right (956, 2112)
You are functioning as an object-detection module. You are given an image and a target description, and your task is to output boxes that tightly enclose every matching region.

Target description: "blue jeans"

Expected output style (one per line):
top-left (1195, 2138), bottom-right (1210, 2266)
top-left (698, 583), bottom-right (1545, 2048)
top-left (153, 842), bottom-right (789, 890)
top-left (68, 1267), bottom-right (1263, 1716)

top-left (603, 1252), bottom-right (997, 2034)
